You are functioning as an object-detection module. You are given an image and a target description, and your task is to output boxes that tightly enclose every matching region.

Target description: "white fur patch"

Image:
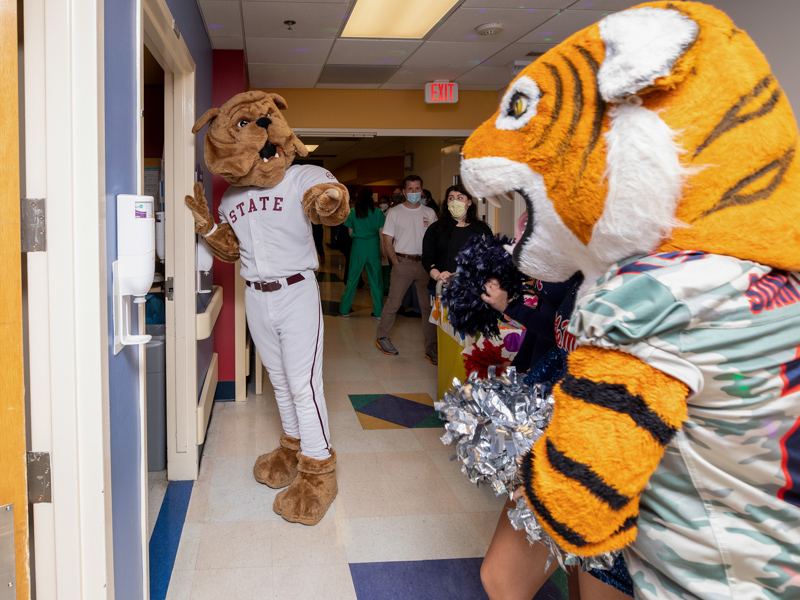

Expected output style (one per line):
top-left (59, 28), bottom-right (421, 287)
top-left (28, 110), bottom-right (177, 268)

top-left (598, 7), bottom-right (698, 102)
top-left (460, 156), bottom-right (605, 283)
top-left (495, 77), bottom-right (541, 131)
top-left (589, 96), bottom-right (688, 266)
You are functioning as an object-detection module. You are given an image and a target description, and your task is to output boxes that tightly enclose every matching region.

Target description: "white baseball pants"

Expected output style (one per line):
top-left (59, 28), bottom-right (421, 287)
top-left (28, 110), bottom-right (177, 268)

top-left (245, 271), bottom-right (331, 460)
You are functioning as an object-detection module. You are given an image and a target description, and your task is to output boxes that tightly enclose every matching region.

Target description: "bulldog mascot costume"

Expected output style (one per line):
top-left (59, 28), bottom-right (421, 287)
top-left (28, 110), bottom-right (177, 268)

top-left (186, 91), bottom-right (349, 526)
top-left (461, 2), bottom-right (800, 598)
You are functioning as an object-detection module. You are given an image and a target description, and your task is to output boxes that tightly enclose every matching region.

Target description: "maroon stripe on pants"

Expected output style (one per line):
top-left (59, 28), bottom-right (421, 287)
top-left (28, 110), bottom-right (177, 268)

top-left (310, 283), bottom-right (329, 449)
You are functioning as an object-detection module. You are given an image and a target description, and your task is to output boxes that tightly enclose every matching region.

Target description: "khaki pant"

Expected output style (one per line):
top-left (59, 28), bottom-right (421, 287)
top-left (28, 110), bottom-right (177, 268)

top-left (376, 257), bottom-right (437, 354)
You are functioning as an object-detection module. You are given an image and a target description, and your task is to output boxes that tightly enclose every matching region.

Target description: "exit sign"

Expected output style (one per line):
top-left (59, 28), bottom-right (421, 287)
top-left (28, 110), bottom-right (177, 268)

top-left (425, 81), bottom-right (458, 104)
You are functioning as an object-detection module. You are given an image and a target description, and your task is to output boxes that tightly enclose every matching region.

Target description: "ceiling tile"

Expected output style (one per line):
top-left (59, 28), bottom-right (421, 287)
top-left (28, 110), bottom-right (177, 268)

top-left (517, 9), bottom-right (610, 44)
top-left (211, 37), bottom-right (245, 50)
top-left (479, 42), bottom-right (555, 68)
top-left (241, 2), bottom-right (349, 39)
top-left (403, 41), bottom-right (507, 68)
top-left (430, 8), bottom-right (558, 43)
top-left (200, 1), bottom-right (243, 37)
top-left (385, 65), bottom-right (472, 85)
top-left (462, 0), bottom-right (574, 8)
top-left (318, 64), bottom-right (398, 84)
top-left (569, 0), bottom-right (640, 10)
top-left (246, 37), bottom-right (334, 64)
top-left (457, 66), bottom-right (514, 86)
top-left (248, 63), bottom-right (323, 88)
top-left (327, 39), bottom-right (423, 66)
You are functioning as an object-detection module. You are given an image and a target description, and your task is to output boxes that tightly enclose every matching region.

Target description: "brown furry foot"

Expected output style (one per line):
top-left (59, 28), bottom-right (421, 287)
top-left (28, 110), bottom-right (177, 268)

top-left (273, 449), bottom-right (337, 526)
top-left (253, 435), bottom-right (301, 489)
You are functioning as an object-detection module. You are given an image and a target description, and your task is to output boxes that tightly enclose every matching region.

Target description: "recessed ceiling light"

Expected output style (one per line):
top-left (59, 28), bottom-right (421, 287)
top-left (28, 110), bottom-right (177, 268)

top-left (342, 0), bottom-right (459, 39)
top-left (305, 144), bottom-right (319, 152)
top-left (476, 22), bottom-right (503, 36)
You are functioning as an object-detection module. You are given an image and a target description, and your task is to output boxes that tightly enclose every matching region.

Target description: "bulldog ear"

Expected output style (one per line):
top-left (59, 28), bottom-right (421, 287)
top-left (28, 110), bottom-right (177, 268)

top-left (598, 7), bottom-right (698, 102)
top-left (192, 108), bottom-right (220, 134)
top-left (268, 93), bottom-right (289, 110)
top-left (292, 136), bottom-right (309, 158)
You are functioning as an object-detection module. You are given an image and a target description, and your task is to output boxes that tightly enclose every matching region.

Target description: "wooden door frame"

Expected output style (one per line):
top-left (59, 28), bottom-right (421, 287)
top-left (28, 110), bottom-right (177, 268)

top-left (142, 0), bottom-right (199, 482)
top-left (1, 0), bottom-right (30, 597)
top-left (22, 0), bottom-right (114, 598)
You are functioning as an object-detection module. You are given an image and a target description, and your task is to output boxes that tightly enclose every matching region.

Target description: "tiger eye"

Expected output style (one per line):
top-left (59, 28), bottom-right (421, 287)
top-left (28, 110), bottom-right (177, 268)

top-left (513, 95), bottom-right (527, 118)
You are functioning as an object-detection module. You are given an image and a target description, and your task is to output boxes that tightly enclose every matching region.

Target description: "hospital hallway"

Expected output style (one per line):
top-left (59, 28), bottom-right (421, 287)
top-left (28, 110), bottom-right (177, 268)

top-left (146, 247), bottom-right (567, 600)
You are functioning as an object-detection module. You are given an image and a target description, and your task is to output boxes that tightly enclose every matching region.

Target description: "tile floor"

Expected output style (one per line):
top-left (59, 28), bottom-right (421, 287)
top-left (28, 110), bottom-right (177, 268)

top-left (148, 249), bottom-right (563, 600)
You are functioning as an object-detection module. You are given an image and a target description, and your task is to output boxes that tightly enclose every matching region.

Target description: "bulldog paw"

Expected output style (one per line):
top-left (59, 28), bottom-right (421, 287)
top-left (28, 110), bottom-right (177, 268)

top-left (185, 181), bottom-right (214, 235)
top-left (303, 183), bottom-right (350, 226)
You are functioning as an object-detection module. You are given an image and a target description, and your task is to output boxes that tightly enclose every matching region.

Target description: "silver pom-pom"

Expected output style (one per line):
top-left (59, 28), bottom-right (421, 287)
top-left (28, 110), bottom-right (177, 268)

top-left (435, 367), bottom-right (621, 572)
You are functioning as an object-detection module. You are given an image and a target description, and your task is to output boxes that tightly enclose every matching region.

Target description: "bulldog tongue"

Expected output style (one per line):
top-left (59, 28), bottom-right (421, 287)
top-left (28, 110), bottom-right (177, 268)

top-left (259, 141), bottom-right (277, 160)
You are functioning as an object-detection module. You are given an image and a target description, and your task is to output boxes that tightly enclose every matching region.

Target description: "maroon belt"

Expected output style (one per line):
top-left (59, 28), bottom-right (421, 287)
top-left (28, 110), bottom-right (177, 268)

top-left (246, 273), bottom-right (304, 292)
top-left (396, 253), bottom-right (422, 261)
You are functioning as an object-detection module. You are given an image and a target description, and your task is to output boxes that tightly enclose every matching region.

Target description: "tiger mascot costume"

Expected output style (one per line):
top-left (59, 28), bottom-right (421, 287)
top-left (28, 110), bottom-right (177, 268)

top-left (461, 2), bottom-right (800, 598)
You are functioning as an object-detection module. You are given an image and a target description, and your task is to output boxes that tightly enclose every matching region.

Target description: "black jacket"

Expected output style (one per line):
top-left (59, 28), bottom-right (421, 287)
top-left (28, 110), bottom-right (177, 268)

top-left (422, 217), bottom-right (493, 290)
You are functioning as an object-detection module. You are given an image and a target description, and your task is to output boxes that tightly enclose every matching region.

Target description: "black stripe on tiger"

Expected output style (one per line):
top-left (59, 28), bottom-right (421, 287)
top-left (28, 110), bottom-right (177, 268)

top-left (520, 450), bottom-right (588, 548)
top-left (614, 516), bottom-right (638, 535)
top-left (545, 439), bottom-right (632, 511)
top-left (575, 45), bottom-right (606, 182)
top-left (533, 63), bottom-right (563, 150)
top-left (556, 54), bottom-right (584, 167)
top-left (699, 143), bottom-right (796, 218)
top-left (560, 375), bottom-right (678, 446)
top-left (694, 75), bottom-right (782, 158)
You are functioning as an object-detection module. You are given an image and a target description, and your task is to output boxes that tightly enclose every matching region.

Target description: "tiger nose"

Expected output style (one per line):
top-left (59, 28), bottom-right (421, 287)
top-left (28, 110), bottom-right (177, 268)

top-left (256, 117), bottom-right (272, 130)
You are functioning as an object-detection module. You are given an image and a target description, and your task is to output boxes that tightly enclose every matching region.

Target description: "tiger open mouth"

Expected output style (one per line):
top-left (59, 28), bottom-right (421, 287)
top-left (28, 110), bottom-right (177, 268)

top-left (483, 189), bottom-right (534, 263)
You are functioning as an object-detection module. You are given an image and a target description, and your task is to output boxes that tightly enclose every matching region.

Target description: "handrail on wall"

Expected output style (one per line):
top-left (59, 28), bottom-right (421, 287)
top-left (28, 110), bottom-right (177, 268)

top-left (196, 285), bottom-right (223, 340)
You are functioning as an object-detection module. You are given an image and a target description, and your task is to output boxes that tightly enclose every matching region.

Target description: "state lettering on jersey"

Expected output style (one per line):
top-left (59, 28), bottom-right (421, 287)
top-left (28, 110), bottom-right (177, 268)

top-left (249, 198), bottom-right (258, 213)
top-left (274, 197), bottom-right (284, 211)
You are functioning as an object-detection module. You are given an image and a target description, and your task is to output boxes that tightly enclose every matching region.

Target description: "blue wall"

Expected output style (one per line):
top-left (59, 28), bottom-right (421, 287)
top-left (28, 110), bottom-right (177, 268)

top-left (104, 1), bottom-right (212, 597)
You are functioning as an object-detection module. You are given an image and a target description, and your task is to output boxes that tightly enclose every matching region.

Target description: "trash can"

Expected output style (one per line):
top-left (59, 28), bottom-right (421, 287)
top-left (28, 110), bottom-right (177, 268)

top-left (146, 324), bottom-right (167, 471)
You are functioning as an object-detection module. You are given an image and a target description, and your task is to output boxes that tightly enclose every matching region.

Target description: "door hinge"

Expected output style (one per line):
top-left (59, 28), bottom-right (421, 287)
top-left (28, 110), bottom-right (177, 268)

top-left (20, 198), bottom-right (46, 252)
top-left (26, 452), bottom-right (51, 504)
top-left (165, 277), bottom-right (174, 301)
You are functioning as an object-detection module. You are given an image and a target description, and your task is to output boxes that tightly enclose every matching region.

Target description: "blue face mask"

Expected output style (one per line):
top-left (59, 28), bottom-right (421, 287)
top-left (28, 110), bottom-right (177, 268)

top-left (406, 192), bottom-right (422, 204)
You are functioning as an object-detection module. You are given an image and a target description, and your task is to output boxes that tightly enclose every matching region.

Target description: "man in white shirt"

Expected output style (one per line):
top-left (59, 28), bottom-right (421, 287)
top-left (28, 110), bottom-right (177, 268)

top-left (376, 175), bottom-right (438, 364)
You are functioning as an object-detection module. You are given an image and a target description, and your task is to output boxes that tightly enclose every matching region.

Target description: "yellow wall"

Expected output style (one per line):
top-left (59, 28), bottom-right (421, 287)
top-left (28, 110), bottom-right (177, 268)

top-left (252, 88), bottom-right (500, 130)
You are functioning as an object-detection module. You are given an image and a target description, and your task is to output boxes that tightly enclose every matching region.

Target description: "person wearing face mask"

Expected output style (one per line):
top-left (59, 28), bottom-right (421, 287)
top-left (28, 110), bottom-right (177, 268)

top-left (376, 175), bottom-right (438, 363)
top-left (421, 189), bottom-right (439, 213)
top-left (422, 185), bottom-right (492, 295)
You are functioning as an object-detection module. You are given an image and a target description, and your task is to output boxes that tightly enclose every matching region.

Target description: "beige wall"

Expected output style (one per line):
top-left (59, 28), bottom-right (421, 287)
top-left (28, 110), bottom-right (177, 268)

top-left (253, 88), bottom-right (499, 131)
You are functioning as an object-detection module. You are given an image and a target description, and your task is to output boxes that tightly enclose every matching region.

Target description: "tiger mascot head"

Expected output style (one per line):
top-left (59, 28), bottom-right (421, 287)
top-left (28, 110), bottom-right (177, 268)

top-left (461, 1), bottom-right (800, 285)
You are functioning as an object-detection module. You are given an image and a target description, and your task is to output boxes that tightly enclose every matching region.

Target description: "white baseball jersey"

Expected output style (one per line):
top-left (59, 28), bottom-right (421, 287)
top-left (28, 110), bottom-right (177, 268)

top-left (382, 204), bottom-right (437, 255)
top-left (218, 164), bottom-right (338, 281)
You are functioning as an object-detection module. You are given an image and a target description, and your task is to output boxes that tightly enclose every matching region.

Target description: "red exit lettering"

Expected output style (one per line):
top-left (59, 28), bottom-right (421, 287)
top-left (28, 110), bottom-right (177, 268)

top-left (427, 82), bottom-right (457, 104)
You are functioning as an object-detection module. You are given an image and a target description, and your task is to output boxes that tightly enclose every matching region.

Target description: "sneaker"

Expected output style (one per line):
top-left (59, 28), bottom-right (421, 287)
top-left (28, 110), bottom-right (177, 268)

top-left (425, 348), bottom-right (438, 365)
top-left (339, 313), bottom-right (349, 318)
top-left (371, 313), bottom-right (381, 322)
top-left (376, 338), bottom-right (399, 355)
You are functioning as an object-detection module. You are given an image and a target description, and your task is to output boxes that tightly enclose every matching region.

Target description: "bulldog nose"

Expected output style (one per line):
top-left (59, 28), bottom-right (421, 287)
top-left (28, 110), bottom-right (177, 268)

top-left (256, 117), bottom-right (272, 130)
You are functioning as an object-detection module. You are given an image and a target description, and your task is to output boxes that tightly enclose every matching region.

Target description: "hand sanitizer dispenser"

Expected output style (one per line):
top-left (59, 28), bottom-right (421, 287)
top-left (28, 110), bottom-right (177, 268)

top-left (113, 194), bottom-right (155, 353)
top-left (196, 237), bottom-right (214, 294)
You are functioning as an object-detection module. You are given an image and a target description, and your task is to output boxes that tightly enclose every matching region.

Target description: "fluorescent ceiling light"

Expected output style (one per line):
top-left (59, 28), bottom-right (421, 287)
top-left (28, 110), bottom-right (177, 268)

top-left (342, 0), bottom-right (458, 39)
top-left (304, 144), bottom-right (320, 152)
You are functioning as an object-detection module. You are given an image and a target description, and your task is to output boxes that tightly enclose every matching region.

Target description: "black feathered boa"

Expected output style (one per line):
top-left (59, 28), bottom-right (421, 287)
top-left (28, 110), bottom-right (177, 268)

top-left (441, 234), bottom-right (527, 339)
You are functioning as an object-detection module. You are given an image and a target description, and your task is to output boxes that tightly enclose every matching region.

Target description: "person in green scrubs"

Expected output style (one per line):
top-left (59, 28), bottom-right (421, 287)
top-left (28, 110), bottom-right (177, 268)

top-left (339, 187), bottom-right (386, 319)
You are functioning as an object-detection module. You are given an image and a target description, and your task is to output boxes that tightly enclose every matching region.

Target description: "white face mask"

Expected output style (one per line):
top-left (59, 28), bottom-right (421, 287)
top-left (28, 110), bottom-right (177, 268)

top-left (448, 201), bottom-right (467, 219)
top-left (379, 203), bottom-right (388, 210)
top-left (406, 192), bottom-right (422, 204)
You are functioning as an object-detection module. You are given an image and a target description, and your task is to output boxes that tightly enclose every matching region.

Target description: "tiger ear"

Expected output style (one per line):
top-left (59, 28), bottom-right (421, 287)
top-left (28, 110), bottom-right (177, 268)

top-left (598, 7), bottom-right (699, 103)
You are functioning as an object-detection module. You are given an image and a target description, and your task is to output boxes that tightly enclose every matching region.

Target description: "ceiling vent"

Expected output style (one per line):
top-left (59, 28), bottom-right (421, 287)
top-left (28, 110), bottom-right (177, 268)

top-left (318, 65), bottom-right (398, 85)
top-left (476, 22), bottom-right (503, 36)
top-left (510, 60), bottom-right (533, 76)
